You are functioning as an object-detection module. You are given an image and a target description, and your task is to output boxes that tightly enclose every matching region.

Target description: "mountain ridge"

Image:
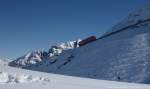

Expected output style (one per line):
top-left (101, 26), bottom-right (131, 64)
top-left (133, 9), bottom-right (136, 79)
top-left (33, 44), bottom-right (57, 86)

top-left (9, 40), bottom-right (81, 68)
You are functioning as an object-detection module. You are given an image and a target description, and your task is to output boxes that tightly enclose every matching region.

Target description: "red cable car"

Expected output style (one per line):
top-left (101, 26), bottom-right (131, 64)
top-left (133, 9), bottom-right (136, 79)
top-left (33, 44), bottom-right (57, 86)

top-left (79, 36), bottom-right (97, 46)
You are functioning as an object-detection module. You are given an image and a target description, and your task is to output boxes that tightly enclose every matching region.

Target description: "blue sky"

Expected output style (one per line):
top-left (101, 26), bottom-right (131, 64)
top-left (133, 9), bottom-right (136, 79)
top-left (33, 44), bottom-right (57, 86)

top-left (0, 0), bottom-right (150, 59)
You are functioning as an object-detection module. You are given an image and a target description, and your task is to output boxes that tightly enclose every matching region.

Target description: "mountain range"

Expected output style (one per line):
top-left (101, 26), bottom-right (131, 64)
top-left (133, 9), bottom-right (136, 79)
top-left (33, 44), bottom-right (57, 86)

top-left (7, 4), bottom-right (150, 84)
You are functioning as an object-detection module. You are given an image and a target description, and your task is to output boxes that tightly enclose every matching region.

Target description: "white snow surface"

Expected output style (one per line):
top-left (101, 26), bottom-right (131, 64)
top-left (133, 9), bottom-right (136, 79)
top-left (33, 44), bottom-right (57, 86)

top-left (0, 59), bottom-right (50, 84)
top-left (0, 72), bottom-right (50, 84)
top-left (1, 59), bottom-right (150, 89)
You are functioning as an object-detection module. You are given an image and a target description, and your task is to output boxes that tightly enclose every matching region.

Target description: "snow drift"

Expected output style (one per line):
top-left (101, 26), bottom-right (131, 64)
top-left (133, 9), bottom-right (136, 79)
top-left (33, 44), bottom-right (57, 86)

top-left (0, 72), bottom-right (50, 84)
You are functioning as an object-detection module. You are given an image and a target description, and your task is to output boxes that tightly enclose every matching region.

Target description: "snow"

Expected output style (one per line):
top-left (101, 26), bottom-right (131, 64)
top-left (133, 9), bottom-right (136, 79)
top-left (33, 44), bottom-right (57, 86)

top-left (0, 72), bottom-right (9, 83)
top-left (0, 72), bottom-right (50, 84)
top-left (0, 59), bottom-right (9, 66)
top-left (1, 60), bottom-right (150, 89)
top-left (0, 60), bottom-right (51, 84)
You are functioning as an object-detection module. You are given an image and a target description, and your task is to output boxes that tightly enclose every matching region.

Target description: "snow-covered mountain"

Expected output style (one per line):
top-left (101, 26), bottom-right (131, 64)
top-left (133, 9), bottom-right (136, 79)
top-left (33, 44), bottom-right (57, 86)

top-left (9, 40), bottom-right (81, 68)
top-left (1, 59), bottom-right (150, 89)
top-left (9, 4), bottom-right (150, 84)
top-left (9, 51), bottom-right (43, 67)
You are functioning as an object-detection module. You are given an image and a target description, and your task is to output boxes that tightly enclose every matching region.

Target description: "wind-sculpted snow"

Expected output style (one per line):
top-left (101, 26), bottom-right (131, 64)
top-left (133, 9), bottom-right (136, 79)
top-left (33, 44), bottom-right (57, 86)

top-left (0, 72), bottom-right (51, 84)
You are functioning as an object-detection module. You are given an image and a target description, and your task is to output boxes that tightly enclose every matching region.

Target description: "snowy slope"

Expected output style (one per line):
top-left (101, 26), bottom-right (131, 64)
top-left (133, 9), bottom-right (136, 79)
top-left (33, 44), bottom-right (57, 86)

top-left (1, 59), bottom-right (150, 89)
top-left (8, 4), bottom-right (150, 84)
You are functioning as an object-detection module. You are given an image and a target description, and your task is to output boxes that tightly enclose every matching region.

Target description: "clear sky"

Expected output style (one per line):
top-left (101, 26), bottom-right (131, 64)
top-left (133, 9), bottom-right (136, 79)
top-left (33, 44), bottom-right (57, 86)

top-left (0, 0), bottom-right (150, 59)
